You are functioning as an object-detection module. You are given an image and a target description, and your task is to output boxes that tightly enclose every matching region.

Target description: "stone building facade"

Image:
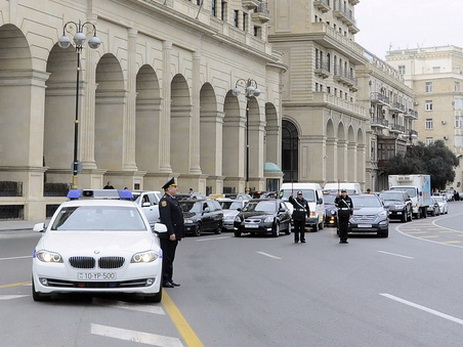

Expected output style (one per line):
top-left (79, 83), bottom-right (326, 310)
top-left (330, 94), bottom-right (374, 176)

top-left (0, 0), bottom-right (286, 220)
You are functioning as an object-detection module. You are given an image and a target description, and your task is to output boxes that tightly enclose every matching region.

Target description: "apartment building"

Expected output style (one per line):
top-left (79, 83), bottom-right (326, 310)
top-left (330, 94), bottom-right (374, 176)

top-left (0, 0), bottom-right (286, 220)
top-left (387, 46), bottom-right (463, 190)
top-left (268, 0), bottom-right (369, 187)
top-left (356, 51), bottom-right (416, 191)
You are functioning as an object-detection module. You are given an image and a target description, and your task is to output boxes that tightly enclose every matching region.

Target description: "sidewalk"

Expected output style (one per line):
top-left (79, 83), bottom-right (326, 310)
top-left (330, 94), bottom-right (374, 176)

top-left (0, 220), bottom-right (40, 232)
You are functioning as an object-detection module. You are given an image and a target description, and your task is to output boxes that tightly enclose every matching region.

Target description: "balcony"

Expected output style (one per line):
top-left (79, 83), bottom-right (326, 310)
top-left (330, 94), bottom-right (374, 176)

top-left (314, 0), bottom-right (330, 13)
top-left (310, 92), bottom-right (367, 119)
top-left (370, 92), bottom-right (389, 106)
top-left (333, 67), bottom-right (357, 88)
top-left (389, 102), bottom-right (406, 113)
top-left (315, 60), bottom-right (331, 78)
top-left (242, 0), bottom-right (260, 10)
top-left (389, 123), bottom-right (406, 134)
top-left (348, 0), bottom-right (359, 4)
top-left (252, 2), bottom-right (270, 23)
top-left (333, 3), bottom-right (357, 27)
top-left (371, 118), bottom-right (389, 129)
top-left (405, 108), bottom-right (418, 119)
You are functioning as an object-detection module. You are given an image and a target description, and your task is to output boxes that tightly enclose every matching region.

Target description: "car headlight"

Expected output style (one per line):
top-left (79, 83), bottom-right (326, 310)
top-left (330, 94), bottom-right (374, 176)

top-left (234, 216), bottom-right (242, 223)
top-left (131, 250), bottom-right (159, 263)
top-left (225, 215), bottom-right (235, 221)
top-left (264, 216), bottom-right (274, 223)
top-left (35, 250), bottom-right (63, 263)
top-left (378, 211), bottom-right (388, 218)
top-left (184, 219), bottom-right (194, 224)
top-left (329, 209), bottom-right (336, 215)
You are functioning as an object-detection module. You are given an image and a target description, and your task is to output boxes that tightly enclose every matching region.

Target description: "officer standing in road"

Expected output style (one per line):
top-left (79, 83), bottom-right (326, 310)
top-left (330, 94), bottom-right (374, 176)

top-left (289, 191), bottom-right (310, 243)
top-left (334, 189), bottom-right (353, 244)
top-left (159, 178), bottom-right (185, 288)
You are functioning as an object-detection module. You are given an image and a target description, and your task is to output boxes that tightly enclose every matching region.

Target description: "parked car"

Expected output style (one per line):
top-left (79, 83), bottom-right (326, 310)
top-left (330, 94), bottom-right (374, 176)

top-left (379, 190), bottom-right (413, 223)
top-left (323, 192), bottom-right (338, 228)
top-left (179, 198), bottom-right (223, 236)
top-left (32, 189), bottom-right (166, 302)
top-left (233, 199), bottom-right (292, 237)
top-left (131, 190), bottom-right (162, 228)
top-left (433, 195), bottom-right (449, 214)
top-left (218, 198), bottom-right (249, 232)
top-left (347, 194), bottom-right (389, 237)
top-left (426, 197), bottom-right (440, 216)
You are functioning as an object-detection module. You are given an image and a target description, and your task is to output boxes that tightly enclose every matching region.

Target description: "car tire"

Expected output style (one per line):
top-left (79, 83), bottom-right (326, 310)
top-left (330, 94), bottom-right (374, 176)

top-left (312, 222), bottom-right (319, 232)
top-left (234, 230), bottom-right (241, 237)
top-left (378, 229), bottom-right (389, 238)
top-left (194, 223), bottom-right (202, 236)
top-left (32, 280), bottom-right (48, 302)
top-left (401, 210), bottom-right (407, 223)
top-left (273, 222), bottom-right (280, 237)
top-left (214, 222), bottom-right (222, 234)
top-left (284, 222), bottom-right (291, 235)
top-left (145, 290), bottom-right (162, 303)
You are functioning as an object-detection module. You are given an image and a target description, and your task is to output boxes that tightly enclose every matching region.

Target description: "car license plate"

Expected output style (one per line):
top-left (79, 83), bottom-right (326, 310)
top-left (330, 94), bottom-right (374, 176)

top-left (245, 224), bottom-right (258, 228)
top-left (78, 272), bottom-right (117, 280)
top-left (358, 224), bottom-right (372, 228)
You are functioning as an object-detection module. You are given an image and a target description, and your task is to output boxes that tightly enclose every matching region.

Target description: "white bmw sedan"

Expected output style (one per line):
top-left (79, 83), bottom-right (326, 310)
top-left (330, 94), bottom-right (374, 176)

top-left (32, 198), bottom-right (166, 302)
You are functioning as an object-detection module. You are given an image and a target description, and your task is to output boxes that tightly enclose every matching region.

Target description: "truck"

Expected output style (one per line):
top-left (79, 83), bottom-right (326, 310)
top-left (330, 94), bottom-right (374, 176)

top-left (388, 175), bottom-right (432, 219)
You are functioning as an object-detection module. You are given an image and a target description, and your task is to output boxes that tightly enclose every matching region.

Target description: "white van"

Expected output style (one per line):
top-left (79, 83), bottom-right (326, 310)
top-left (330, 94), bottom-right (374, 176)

top-left (279, 183), bottom-right (325, 231)
top-left (323, 182), bottom-right (362, 195)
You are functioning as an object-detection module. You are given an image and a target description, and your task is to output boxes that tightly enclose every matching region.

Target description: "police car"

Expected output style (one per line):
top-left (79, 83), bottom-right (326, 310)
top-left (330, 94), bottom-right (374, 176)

top-left (32, 189), bottom-right (166, 302)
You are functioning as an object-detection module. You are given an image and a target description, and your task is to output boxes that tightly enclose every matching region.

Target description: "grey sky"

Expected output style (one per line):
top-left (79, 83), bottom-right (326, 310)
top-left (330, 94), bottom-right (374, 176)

top-left (354, 0), bottom-right (463, 59)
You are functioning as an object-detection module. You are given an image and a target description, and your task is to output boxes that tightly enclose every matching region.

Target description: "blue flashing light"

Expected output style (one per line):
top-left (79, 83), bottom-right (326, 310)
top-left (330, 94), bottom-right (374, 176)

top-left (118, 190), bottom-right (134, 200)
top-left (67, 190), bottom-right (83, 199)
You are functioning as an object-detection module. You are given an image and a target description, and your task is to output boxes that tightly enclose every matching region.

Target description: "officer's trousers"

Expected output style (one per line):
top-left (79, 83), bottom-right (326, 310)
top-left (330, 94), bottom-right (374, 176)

top-left (160, 239), bottom-right (178, 283)
top-left (293, 220), bottom-right (306, 242)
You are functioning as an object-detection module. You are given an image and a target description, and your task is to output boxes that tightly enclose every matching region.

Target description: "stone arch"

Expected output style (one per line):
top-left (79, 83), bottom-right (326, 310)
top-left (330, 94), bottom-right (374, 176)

top-left (282, 119), bottom-right (299, 182)
top-left (264, 103), bottom-right (279, 167)
top-left (336, 122), bottom-right (346, 181)
top-left (347, 125), bottom-right (356, 181)
top-left (95, 53), bottom-right (125, 171)
top-left (247, 96), bottom-right (261, 192)
top-left (326, 119), bottom-right (336, 182)
top-left (170, 74), bottom-right (191, 174)
top-left (135, 64), bottom-right (161, 173)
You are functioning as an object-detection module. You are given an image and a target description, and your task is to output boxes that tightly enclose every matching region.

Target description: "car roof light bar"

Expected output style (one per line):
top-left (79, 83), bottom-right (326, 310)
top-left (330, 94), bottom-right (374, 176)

top-left (67, 189), bottom-right (134, 200)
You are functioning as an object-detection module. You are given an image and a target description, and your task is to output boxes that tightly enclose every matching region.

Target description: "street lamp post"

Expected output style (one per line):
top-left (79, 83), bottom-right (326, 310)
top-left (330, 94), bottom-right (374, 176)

top-left (58, 20), bottom-right (101, 189)
top-left (232, 78), bottom-right (261, 193)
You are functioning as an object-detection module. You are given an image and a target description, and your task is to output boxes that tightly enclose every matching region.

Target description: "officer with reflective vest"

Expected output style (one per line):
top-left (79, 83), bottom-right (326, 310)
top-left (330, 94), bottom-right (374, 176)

top-left (288, 191), bottom-right (310, 243)
top-left (334, 189), bottom-right (353, 244)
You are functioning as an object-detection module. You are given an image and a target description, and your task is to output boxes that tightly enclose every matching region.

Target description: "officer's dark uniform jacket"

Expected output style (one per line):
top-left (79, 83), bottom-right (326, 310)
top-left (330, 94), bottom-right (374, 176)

top-left (334, 195), bottom-right (353, 217)
top-left (289, 195), bottom-right (310, 221)
top-left (159, 193), bottom-right (185, 240)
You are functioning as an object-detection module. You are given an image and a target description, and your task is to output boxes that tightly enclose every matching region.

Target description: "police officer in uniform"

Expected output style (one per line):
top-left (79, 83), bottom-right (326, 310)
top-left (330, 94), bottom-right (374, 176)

top-left (288, 191), bottom-right (310, 243)
top-left (159, 178), bottom-right (185, 288)
top-left (334, 189), bottom-right (353, 244)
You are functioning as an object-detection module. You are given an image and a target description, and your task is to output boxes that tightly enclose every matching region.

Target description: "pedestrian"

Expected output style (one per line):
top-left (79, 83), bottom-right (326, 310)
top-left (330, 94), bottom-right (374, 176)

top-left (334, 189), bottom-right (353, 244)
top-left (158, 177), bottom-right (185, 288)
top-left (103, 181), bottom-right (114, 189)
top-left (288, 190), bottom-right (310, 243)
top-left (366, 188), bottom-right (372, 194)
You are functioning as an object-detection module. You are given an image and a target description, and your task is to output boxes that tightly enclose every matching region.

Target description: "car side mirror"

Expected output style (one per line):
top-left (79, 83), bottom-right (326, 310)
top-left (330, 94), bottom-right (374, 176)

top-left (142, 202), bottom-right (151, 207)
top-left (203, 207), bottom-right (210, 213)
top-left (153, 223), bottom-right (168, 234)
top-left (33, 222), bottom-right (45, 232)
top-left (317, 198), bottom-right (323, 204)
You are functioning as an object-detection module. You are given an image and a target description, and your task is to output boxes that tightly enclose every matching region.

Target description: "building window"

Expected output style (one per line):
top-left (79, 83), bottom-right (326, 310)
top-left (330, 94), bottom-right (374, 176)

top-left (425, 118), bottom-right (433, 129)
top-left (282, 120), bottom-right (299, 182)
top-left (221, 1), bottom-right (227, 21)
top-left (455, 81), bottom-right (460, 92)
top-left (243, 12), bottom-right (247, 31)
top-left (425, 82), bottom-right (432, 93)
top-left (425, 137), bottom-right (434, 145)
top-left (253, 26), bottom-right (262, 38)
top-left (433, 66), bottom-right (440, 73)
top-left (425, 100), bottom-right (433, 111)
top-left (455, 97), bottom-right (463, 110)
top-left (456, 116), bottom-right (463, 129)
top-left (398, 65), bottom-right (405, 74)
top-left (211, 0), bottom-right (217, 16)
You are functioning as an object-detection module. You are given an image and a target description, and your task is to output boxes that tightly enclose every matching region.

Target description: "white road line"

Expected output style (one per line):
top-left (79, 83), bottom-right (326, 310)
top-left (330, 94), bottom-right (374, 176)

top-left (0, 295), bottom-right (29, 300)
top-left (196, 236), bottom-right (231, 242)
top-left (91, 324), bottom-right (183, 347)
top-left (377, 251), bottom-right (414, 259)
top-left (380, 293), bottom-right (463, 326)
top-left (0, 256), bottom-right (31, 261)
top-left (257, 251), bottom-right (282, 260)
top-left (92, 298), bottom-right (165, 315)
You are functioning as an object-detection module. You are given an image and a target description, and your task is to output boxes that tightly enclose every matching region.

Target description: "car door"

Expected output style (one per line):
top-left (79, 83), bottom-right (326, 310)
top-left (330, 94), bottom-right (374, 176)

top-left (139, 192), bottom-right (159, 226)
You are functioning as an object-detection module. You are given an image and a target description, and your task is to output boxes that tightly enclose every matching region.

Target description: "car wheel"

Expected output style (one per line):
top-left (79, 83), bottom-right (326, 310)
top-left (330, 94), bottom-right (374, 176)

top-left (378, 229), bottom-right (389, 238)
top-left (273, 222), bottom-right (280, 237)
top-left (194, 223), bottom-right (202, 236)
top-left (312, 222), bottom-right (319, 232)
top-left (234, 230), bottom-right (241, 237)
top-left (401, 210), bottom-right (407, 223)
top-left (284, 222), bottom-right (291, 235)
top-left (407, 208), bottom-right (413, 221)
top-left (214, 222), bottom-right (222, 234)
top-left (145, 289), bottom-right (162, 303)
top-left (32, 280), bottom-right (48, 302)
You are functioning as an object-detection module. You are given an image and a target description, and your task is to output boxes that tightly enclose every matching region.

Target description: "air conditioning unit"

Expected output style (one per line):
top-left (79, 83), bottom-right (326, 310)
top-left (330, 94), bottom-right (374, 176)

top-left (414, 101), bottom-right (419, 106)
top-left (443, 136), bottom-right (449, 140)
top-left (441, 120), bottom-right (447, 125)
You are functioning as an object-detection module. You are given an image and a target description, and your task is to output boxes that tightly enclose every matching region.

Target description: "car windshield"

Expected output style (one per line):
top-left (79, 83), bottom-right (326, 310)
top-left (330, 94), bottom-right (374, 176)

top-left (433, 196), bottom-right (445, 202)
top-left (351, 195), bottom-right (382, 208)
top-left (179, 201), bottom-right (202, 213)
top-left (379, 193), bottom-right (404, 202)
top-left (390, 187), bottom-right (416, 198)
top-left (243, 201), bottom-right (276, 213)
top-left (51, 206), bottom-right (146, 231)
top-left (280, 189), bottom-right (316, 202)
top-left (323, 194), bottom-right (336, 205)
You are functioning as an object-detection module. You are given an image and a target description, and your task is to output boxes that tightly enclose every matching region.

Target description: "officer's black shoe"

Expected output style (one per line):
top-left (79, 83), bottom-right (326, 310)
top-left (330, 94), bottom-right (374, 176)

top-left (171, 281), bottom-right (181, 287)
top-left (339, 240), bottom-right (349, 244)
top-left (294, 240), bottom-right (299, 243)
top-left (163, 281), bottom-right (174, 288)
top-left (301, 240), bottom-right (306, 243)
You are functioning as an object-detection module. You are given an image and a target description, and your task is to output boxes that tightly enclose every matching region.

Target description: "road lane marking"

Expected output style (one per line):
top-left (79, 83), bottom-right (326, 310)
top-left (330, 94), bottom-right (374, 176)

top-left (91, 323), bottom-right (183, 346)
top-left (195, 236), bottom-right (231, 242)
top-left (0, 281), bottom-right (31, 289)
top-left (93, 298), bottom-right (166, 315)
top-left (163, 291), bottom-right (204, 347)
top-left (442, 240), bottom-right (462, 244)
top-left (377, 251), bottom-right (414, 259)
top-left (0, 256), bottom-right (31, 261)
top-left (257, 251), bottom-right (282, 260)
top-left (0, 295), bottom-right (28, 300)
top-left (380, 293), bottom-right (463, 326)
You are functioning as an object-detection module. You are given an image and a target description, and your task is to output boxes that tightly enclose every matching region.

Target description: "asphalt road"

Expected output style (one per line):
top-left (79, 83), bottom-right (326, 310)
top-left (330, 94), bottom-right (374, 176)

top-left (2, 202), bottom-right (463, 346)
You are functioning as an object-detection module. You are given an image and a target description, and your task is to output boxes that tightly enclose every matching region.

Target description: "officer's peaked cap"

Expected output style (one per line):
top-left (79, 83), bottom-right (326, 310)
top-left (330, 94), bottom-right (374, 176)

top-left (297, 191), bottom-right (303, 195)
top-left (341, 189), bottom-right (347, 193)
top-left (162, 177), bottom-right (177, 190)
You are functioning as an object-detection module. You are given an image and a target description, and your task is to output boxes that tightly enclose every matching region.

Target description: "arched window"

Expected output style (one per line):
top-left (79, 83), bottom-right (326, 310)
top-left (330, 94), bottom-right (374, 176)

top-left (282, 120), bottom-right (299, 182)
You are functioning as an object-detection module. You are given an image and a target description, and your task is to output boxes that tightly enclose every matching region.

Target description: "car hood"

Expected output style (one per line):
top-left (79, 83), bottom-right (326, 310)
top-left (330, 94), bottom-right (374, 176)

top-left (222, 210), bottom-right (239, 217)
top-left (353, 207), bottom-right (384, 215)
top-left (183, 212), bottom-right (199, 219)
top-left (37, 231), bottom-right (158, 254)
top-left (240, 211), bottom-right (275, 219)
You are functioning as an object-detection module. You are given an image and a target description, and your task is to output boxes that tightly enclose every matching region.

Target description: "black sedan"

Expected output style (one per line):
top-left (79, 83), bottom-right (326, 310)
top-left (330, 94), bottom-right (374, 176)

top-left (233, 199), bottom-right (292, 237)
top-left (179, 199), bottom-right (223, 236)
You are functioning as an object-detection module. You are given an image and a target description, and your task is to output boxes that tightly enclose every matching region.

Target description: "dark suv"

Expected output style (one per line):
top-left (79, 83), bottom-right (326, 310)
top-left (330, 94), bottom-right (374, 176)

top-left (178, 199), bottom-right (223, 236)
top-left (379, 190), bottom-right (413, 222)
